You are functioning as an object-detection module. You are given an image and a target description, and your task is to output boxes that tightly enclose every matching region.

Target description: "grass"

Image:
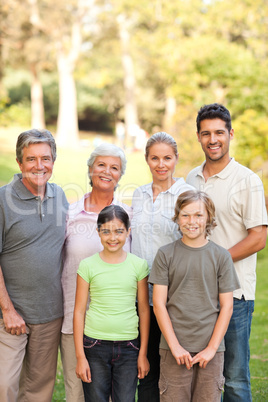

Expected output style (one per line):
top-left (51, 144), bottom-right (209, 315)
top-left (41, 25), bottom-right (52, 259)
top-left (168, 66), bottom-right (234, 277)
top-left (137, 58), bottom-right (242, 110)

top-left (0, 126), bottom-right (267, 401)
top-left (249, 245), bottom-right (268, 401)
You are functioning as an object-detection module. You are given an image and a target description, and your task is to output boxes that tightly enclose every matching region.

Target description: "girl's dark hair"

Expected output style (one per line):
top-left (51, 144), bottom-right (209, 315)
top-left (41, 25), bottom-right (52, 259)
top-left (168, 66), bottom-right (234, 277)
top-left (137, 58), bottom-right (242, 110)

top-left (97, 205), bottom-right (130, 231)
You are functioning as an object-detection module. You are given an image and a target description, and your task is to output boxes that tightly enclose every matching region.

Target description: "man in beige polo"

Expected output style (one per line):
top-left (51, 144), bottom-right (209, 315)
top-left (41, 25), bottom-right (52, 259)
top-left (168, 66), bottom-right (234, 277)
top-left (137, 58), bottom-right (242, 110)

top-left (186, 103), bottom-right (267, 402)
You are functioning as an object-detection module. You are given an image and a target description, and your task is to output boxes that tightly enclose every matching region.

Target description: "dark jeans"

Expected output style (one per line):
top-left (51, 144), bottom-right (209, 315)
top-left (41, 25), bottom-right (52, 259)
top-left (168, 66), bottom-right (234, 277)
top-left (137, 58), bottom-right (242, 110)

top-left (138, 306), bottom-right (161, 402)
top-left (223, 297), bottom-right (254, 402)
top-left (82, 335), bottom-right (139, 402)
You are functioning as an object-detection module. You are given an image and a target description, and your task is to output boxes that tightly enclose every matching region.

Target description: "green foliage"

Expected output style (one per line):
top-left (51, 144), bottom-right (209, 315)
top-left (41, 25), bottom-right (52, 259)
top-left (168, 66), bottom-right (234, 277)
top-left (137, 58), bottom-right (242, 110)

top-left (233, 110), bottom-right (268, 169)
top-left (0, 103), bottom-right (31, 127)
top-left (1, 0), bottom-right (268, 191)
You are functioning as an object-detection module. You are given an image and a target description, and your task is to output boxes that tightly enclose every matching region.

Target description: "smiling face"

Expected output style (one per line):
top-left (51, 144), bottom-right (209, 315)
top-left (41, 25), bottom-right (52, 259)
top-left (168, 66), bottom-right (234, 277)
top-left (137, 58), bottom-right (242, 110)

top-left (17, 143), bottom-right (54, 197)
top-left (89, 156), bottom-right (122, 192)
top-left (146, 142), bottom-right (178, 184)
top-left (197, 118), bottom-right (234, 164)
top-left (98, 218), bottom-right (130, 254)
top-left (177, 200), bottom-right (208, 247)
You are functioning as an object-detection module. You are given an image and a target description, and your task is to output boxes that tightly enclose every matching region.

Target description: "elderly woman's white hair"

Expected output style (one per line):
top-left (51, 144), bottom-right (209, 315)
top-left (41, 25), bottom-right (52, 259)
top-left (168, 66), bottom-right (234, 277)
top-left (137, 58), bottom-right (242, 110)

top-left (87, 143), bottom-right (127, 187)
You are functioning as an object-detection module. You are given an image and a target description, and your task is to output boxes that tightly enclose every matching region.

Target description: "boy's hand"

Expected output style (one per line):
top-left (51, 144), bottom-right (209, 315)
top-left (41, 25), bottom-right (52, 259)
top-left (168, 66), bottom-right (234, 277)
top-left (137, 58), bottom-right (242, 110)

top-left (191, 346), bottom-right (216, 368)
top-left (172, 345), bottom-right (193, 370)
top-left (76, 356), bottom-right (92, 383)
top-left (137, 353), bottom-right (150, 379)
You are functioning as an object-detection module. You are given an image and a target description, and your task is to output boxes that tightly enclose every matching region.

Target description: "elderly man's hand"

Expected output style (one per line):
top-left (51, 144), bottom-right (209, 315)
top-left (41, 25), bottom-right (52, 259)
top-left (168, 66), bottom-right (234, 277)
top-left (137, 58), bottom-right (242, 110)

top-left (3, 308), bottom-right (27, 336)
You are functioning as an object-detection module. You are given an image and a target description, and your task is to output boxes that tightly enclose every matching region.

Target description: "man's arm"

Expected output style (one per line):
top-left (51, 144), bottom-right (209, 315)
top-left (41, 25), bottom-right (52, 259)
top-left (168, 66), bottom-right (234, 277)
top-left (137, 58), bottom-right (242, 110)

top-left (153, 284), bottom-right (192, 370)
top-left (228, 225), bottom-right (267, 262)
top-left (0, 266), bottom-right (26, 335)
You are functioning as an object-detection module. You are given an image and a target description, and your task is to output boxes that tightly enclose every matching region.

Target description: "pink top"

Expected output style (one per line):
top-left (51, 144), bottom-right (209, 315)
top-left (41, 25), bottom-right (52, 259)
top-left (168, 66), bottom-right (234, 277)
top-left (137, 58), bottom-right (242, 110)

top-left (61, 193), bottom-right (132, 334)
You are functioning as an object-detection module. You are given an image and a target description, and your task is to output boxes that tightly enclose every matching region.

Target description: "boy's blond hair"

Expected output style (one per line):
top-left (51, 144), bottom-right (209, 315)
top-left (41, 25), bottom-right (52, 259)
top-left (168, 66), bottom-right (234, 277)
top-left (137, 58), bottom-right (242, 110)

top-left (172, 190), bottom-right (217, 237)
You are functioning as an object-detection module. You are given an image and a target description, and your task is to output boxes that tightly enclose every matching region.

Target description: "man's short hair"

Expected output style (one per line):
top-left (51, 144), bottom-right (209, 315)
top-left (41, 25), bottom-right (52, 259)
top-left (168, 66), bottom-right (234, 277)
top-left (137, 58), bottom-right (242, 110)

top-left (196, 103), bottom-right (232, 133)
top-left (16, 129), bottom-right (57, 163)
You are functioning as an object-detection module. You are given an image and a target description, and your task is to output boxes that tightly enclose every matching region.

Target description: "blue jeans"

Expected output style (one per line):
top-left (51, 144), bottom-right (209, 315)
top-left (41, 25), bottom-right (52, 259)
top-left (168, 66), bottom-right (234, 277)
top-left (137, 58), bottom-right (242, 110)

top-left (223, 297), bottom-right (254, 402)
top-left (82, 335), bottom-right (139, 402)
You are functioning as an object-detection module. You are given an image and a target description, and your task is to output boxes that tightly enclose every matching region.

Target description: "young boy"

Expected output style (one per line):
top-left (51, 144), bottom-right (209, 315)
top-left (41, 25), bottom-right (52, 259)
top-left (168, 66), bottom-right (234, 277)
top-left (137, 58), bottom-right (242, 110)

top-left (149, 190), bottom-right (240, 402)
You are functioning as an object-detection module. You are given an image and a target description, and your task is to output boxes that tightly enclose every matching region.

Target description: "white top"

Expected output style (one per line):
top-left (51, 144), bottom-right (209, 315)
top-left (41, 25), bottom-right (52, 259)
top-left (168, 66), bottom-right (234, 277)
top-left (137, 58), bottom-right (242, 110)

top-left (61, 193), bottom-right (132, 334)
top-left (186, 158), bottom-right (268, 300)
top-left (131, 178), bottom-right (194, 305)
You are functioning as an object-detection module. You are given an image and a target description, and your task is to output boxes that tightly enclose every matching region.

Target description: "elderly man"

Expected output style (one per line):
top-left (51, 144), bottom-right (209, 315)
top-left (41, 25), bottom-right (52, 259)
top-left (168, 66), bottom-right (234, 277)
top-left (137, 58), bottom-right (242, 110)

top-left (0, 129), bottom-right (68, 402)
top-left (187, 103), bottom-right (267, 402)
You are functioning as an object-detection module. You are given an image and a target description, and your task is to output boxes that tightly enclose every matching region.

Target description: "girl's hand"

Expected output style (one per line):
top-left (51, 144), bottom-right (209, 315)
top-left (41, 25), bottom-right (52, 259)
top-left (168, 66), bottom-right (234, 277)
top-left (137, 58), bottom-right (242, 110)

top-left (137, 353), bottom-right (150, 379)
top-left (76, 356), bottom-right (92, 383)
top-left (172, 345), bottom-right (193, 370)
top-left (191, 346), bottom-right (216, 369)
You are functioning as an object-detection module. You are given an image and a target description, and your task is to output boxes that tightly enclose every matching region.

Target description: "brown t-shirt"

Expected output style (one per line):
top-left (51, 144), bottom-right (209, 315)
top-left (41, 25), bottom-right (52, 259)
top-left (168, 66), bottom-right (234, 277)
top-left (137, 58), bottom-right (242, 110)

top-left (149, 239), bottom-right (240, 353)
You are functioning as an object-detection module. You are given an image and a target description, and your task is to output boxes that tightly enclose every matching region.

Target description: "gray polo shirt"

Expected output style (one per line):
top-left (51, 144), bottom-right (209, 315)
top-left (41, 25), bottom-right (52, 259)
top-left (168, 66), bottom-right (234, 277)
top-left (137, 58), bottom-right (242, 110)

top-left (0, 174), bottom-right (69, 324)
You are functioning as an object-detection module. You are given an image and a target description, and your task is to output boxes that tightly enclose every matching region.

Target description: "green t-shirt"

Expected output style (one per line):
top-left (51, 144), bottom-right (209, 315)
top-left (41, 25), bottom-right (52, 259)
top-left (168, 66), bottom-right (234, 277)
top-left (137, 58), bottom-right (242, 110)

top-left (78, 252), bottom-right (149, 341)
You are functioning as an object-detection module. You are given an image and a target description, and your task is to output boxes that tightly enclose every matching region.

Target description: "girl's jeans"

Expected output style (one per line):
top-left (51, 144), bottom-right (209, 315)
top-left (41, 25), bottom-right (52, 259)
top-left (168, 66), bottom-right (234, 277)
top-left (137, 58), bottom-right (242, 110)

top-left (82, 335), bottom-right (139, 402)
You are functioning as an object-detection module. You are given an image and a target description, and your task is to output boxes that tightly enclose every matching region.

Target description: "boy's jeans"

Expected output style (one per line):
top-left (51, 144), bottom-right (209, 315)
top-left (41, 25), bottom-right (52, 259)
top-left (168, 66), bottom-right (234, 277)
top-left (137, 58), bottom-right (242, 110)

top-left (82, 335), bottom-right (139, 402)
top-left (223, 297), bottom-right (254, 402)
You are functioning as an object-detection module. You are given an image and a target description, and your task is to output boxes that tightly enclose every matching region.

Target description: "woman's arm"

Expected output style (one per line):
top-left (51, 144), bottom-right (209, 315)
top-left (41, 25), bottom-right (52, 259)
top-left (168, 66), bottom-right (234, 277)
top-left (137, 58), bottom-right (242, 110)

top-left (137, 276), bottom-right (150, 379)
top-left (191, 291), bottom-right (233, 368)
top-left (73, 274), bottom-right (91, 383)
top-left (153, 284), bottom-right (192, 370)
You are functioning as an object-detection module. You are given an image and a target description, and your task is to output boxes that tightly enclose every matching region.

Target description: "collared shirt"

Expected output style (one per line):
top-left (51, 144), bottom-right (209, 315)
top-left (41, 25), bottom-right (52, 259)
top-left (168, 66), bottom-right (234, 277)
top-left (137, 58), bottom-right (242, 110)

top-left (186, 158), bottom-right (268, 300)
top-left (0, 173), bottom-right (68, 323)
top-left (61, 193), bottom-right (132, 334)
top-left (131, 178), bottom-right (194, 305)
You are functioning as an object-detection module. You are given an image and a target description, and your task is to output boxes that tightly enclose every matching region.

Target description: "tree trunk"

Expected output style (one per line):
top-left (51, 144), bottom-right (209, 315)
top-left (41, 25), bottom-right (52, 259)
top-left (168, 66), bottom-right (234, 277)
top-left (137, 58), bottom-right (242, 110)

top-left (56, 22), bottom-right (81, 148)
top-left (163, 95), bottom-right (177, 136)
top-left (30, 64), bottom-right (45, 129)
top-left (117, 15), bottom-right (139, 145)
top-left (56, 54), bottom-right (79, 148)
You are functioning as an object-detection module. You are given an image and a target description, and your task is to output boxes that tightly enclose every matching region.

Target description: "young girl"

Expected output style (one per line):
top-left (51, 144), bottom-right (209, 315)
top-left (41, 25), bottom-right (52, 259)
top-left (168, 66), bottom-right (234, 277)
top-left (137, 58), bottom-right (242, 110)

top-left (149, 190), bottom-right (240, 401)
top-left (73, 205), bottom-right (150, 402)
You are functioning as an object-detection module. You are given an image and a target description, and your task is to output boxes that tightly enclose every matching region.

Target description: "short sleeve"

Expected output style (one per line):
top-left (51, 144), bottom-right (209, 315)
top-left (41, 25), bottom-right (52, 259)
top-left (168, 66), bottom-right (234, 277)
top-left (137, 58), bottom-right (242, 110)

top-left (77, 258), bottom-right (91, 284)
top-left (0, 204), bottom-right (4, 254)
top-left (148, 248), bottom-right (169, 286)
top-left (137, 258), bottom-right (149, 281)
top-left (241, 173), bottom-right (268, 229)
top-left (218, 250), bottom-right (240, 293)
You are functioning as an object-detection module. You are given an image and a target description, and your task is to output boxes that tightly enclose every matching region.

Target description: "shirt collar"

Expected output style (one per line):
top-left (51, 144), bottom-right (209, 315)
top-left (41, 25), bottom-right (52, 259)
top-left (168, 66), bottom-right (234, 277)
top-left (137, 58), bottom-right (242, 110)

top-left (197, 158), bottom-right (236, 180)
top-left (68, 192), bottom-right (119, 219)
top-left (12, 173), bottom-right (54, 200)
top-left (142, 177), bottom-right (186, 196)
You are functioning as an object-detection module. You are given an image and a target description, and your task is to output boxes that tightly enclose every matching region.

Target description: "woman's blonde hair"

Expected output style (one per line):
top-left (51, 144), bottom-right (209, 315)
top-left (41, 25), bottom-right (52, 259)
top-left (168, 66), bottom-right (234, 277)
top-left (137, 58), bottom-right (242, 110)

top-left (145, 132), bottom-right (178, 159)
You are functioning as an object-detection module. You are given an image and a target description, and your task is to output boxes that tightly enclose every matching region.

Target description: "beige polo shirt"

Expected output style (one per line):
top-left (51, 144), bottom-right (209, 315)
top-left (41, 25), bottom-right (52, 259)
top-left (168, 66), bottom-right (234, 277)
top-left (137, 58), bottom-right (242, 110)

top-left (187, 158), bottom-right (268, 300)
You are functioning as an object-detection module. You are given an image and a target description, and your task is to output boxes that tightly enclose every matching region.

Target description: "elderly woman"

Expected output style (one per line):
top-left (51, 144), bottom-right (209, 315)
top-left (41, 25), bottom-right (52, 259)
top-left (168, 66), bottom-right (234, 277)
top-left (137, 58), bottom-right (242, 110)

top-left (60, 143), bottom-right (131, 402)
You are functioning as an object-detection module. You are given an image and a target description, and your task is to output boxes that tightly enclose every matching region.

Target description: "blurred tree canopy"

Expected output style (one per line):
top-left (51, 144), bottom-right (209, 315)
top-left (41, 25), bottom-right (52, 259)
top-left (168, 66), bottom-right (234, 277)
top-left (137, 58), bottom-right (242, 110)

top-left (0, 0), bottom-right (267, 188)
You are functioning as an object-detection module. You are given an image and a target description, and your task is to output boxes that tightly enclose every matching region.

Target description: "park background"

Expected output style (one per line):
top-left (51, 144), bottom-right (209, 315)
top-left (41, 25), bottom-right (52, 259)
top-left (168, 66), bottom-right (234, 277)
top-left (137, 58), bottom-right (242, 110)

top-left (0, 0), bottom-right (267, 400)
